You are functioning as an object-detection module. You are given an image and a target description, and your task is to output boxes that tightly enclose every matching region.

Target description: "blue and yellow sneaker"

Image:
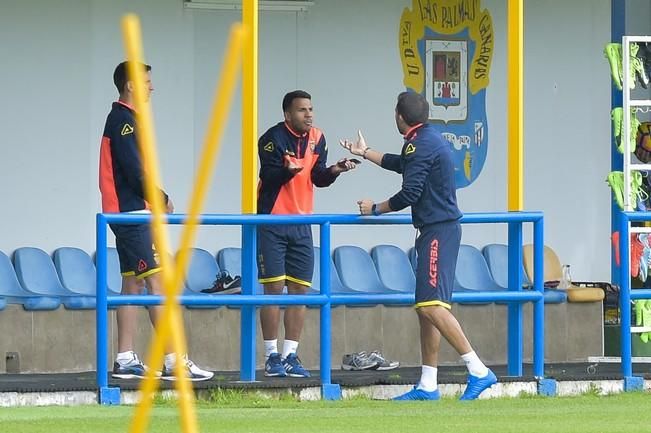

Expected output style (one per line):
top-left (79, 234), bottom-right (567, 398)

top-left (393, 386), bottom-right (441, 401)
top-left (264, 353), bottom-right (287, 377)
top-left (459, 369), bottom-right (497, 400)
top-left (283, 353), bottom-right (311, 378)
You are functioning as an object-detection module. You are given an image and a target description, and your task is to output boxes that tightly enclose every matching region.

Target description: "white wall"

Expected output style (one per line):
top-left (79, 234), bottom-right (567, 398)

top-left (0, 0), bottom-right (648, 282)
top-left (523, 0), bottom-right (612, 280)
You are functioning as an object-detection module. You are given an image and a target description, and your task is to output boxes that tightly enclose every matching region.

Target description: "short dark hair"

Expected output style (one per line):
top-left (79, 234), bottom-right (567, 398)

top-left (282, 90), bottom-right (311, 112)
top-left (396, 91), bottom-right (429, 126)
top-left (113, 61), bottom-right (152, 94)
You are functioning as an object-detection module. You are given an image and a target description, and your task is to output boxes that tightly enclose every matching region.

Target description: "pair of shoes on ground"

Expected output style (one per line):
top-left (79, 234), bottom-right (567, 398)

top-left (201, 271), bottom-right (242, 294)
top-left (112, 352), bottom-right (214, 381)
top-left (341, 350), bottom-right (400, 371)
top-left (265, 353), bottom-right (311, 378)
top-left (392, 369), bottom-right (497, 401)
top-left (604, 42), bottom-right (650, 90)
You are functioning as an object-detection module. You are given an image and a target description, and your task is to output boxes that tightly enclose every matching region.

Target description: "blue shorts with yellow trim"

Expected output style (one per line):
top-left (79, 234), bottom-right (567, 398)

top-left (257, 224), bottom-right (313, 287)
top-left (109, 224), bottom-right (160, 279)
top-left (414, 220), bottom-right (461, 308)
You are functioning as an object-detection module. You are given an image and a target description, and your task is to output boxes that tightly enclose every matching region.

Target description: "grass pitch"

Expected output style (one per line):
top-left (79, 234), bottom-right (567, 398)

top-left (1, 391), bottom-right (649, 433)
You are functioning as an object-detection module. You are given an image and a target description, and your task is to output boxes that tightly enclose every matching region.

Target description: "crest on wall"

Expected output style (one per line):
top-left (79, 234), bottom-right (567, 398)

top-left (399, 0), bottom-right (494, 188)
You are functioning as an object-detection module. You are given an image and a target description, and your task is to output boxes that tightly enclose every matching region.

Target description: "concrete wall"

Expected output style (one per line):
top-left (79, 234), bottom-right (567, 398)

top-left (0, 303), bottom-right (602, 373)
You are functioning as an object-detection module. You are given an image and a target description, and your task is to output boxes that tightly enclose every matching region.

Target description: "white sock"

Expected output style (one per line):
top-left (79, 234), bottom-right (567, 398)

top-left (264, 339), bottom-right (278, 359)
top-left (282, 340), bottom-right (299, 359)
top-left (461, 351), bottom-right (489, 377)
top-left (416, 365), bottom-right (438, 392)
top-left (164, 353), bottom-right (177, 369)
top-left (116, 351), bottom-right (135, 364)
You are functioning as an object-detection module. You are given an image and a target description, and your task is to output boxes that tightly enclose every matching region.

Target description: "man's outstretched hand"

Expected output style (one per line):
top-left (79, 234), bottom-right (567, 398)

top-left (339, 130), bottom-right (368, 157)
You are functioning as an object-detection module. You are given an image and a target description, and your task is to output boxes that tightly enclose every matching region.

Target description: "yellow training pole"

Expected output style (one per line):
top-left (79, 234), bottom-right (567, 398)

top-left (125, 18), bottom-right (245, 433)
top-left (507, 0), bottom-right (523, 211)
top-left (121, 14), bottom-right (197, 433)
top-left (242, 0), bottom-right (258, 213)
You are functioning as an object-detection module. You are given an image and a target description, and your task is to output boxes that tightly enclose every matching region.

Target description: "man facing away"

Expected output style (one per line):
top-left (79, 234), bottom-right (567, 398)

top-left (340, 91), bottom-right (497, 400)
top-left (257, 90), bottom-right (357, 378)
top-left (99, 61), bottom-right (212, 381)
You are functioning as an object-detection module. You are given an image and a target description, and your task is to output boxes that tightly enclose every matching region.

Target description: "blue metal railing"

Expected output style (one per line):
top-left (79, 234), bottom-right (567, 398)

top-left (618, 212), bottom-right (651, 381)
top-left (95, 211), bottom-right (545, 395)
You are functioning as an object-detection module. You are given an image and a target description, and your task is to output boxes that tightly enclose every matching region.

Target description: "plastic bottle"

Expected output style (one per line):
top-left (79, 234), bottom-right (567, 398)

top-left (560, 265), bottom-right (572, 290)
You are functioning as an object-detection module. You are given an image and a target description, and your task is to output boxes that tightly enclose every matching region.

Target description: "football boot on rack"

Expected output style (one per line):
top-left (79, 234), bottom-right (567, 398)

top-left (631, 43), bottom-right (650, 89)
top-left (605, 43), bottom-right (623, 90)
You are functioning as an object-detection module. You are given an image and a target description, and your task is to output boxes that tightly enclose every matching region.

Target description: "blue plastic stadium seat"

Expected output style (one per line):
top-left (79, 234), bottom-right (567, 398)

top-left (482, 243), bottom-right (567, 304)
top-left (105, 247), bottom-right (123, 295)
top-left (54, 247), bottom-right (97, 297)
top-left (309, 247), bottom-right (352, 308)
top-left (333, 245), bottom-right (395, 294)
top-left (14, 247), bottom-right (95, 310)
top-left (217, 248), bottom-right (263, 309)
top-left (179, 248), bottom-right (222, 309)
top-left (184, 248), bottom-right (220, 293)
top-left (217, 247), bottom-right (263, 295)
top-left (371, 245), bottom-right (415, 293)
top-left (454, 245), bottom-right (502, 305)
top-left (0, 251), bottom-right (60, 310)
top-left (408, 247), bottom-right (417, 272)
top-left (312, 246), bottom-right (349, 295)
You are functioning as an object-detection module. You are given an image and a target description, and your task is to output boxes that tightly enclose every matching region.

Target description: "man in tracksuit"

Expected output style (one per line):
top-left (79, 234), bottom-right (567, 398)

top-left (257, 90), bottom-right (357, 378)
top-left (99, 61), bottom-right (212, 381)
top-left (340, 91), bottom-right (497, 400)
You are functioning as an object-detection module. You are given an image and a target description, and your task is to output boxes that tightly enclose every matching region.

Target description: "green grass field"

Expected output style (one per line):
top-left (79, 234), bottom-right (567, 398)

top-left (1, 391), bottom-right (649, 433)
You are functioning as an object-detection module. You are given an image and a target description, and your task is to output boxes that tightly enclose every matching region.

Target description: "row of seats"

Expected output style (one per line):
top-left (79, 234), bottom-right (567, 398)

top-left (0, 243), bottom-right (575, 311)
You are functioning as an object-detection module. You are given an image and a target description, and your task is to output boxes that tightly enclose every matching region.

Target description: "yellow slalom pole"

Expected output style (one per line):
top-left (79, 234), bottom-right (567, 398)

top-left (121, 14), bottom-right (197, 433)
top-left (242, 0), bottom-right (258, 213)
top-left (125, 18), bottom-right (244, 433)
top-left (507, 0), bottom-right (523, 211)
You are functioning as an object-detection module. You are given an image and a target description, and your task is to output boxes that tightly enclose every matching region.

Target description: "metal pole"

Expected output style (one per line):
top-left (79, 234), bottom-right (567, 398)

top-left (240, 224), bottom-right (257, 381)
top-left (319, 223), bottom-right (332, 385)
top-left (95, 214), bottom-right (109, 389)
top-left (532, 218), bottom-right (545, 378)
top-left (620, 213), bottom-right (632, 377)
top-left (507, 221), bottom-right (523, 376)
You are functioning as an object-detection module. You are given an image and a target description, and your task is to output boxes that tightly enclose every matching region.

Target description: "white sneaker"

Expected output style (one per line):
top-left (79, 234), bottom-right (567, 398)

top-left (161, 354), bottom-right (213, 382)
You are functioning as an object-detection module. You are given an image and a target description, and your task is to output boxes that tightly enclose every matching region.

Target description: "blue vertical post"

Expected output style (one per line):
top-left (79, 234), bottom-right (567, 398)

top-left (318, 222), bottom-right (340, 400)
top-left (507, 221), bottom-right (523, 376)
top-left (319, 223), bottom-right (332, 384)
top-left (620, 214), bottom-right (632, 377)
top-left (611, 0), bottom-right (625, 285)
top-left (96, 214), bottom-right (109, 390)
top-left (240, 224), bottom-right (257, 381)
top-left (532, 218), bottom-right (545, 378)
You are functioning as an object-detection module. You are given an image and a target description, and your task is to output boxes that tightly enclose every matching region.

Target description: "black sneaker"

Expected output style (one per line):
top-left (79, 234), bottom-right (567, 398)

top-left (201, 271), bottom-right (241, 294)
